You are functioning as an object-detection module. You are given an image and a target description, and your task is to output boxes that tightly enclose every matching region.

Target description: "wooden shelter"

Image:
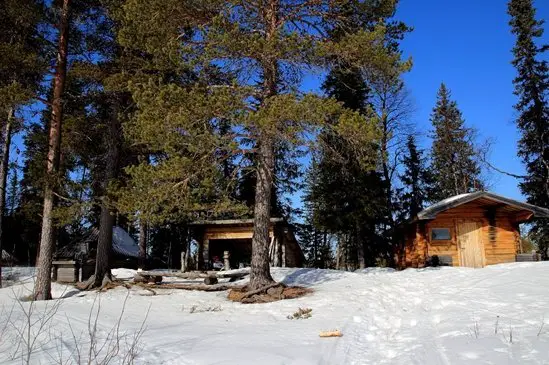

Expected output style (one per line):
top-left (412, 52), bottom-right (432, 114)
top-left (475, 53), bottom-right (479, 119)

top-left (53, 226), bottom-right (140, 282)
top-left (190, 218), bottom-right (304, 270)
top-left (401, 192), bottom-right (549, 268)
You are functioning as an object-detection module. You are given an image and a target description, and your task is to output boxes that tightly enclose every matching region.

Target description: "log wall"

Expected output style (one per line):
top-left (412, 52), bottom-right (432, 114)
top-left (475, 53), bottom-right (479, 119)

top-left (404, 201), bottom-right (521, 267)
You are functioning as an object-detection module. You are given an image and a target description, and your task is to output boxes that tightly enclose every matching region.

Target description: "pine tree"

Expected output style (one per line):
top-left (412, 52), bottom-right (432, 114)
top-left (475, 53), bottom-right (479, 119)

top-left (400, 135), bottom-right (432, 220)
top-left (429, 84), bottom-right (484, 202)
top-left (17, 77), bottom-right (86, 268)
top-left (34, 0), bottom-right (72, 300)
top-left (508, 0), bottom-right (549, 258)
top-left (118, 0), bottom-right (402, 289)
top-left (32, 0), bottom-right (99, 298)
top-left (0, 0), bottom-right (45, 288)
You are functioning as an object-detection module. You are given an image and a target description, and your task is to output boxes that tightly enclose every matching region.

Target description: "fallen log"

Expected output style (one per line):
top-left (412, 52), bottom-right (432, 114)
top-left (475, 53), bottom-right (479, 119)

top-left (138, 268), bottom-right (249, 280)
top-left (133, 273), bottom-right (163, 284)
top-left (216, 268), bottom-right (250, 278)
top-left (149, 283), bottom-right (244, 292)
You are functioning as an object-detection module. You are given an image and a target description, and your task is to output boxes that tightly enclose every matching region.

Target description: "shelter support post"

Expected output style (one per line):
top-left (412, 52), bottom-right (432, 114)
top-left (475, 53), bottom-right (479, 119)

top-left (282, 238), bottom-right (286, 267)
top-left (197, 237), bottom-right (204, 270)
top-left (181, 251), bottom-right (187, 272)
top-left (223, 251), bottom-right (230, 271)
top-left (203, 238), bottom-right (209, 270)
top-left (273, 236), bottom-right (280, 267)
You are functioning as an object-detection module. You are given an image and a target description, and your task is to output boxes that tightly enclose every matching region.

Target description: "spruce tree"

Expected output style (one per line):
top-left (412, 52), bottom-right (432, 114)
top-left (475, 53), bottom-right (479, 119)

top-left (400, 135), bottom-right (432, 220)
top-left (6, 164), bottom-right (19, 216)
top-left (118, 0), bottom-right (403, 289)
top-left (299, 159), bottom-right (333, 269)
top-left (508, 0), bottom-right (549, 257)
top-left (429, 84), bottom-right (484, 202)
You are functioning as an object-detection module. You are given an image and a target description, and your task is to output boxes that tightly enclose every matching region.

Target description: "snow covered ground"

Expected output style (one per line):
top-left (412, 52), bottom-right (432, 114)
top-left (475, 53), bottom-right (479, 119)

top-left (1, 263), bottom-right (549, 364)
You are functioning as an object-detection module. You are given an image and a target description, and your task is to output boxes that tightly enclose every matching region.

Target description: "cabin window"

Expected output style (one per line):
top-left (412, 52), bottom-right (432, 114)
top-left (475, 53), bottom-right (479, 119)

top-left (431, 228), bottom-right (451, 241)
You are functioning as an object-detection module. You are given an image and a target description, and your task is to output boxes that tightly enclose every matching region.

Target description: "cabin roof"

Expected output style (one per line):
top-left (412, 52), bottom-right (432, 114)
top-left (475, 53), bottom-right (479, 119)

top-left (417, 191), bottom-right (549, 221)
top-left (55, 226), bottom-right (140, 259)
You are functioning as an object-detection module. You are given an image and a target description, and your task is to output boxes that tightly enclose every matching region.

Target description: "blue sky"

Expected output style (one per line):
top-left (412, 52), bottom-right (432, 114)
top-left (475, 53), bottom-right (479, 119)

top-left (397, 0), bottom-right (549, 200)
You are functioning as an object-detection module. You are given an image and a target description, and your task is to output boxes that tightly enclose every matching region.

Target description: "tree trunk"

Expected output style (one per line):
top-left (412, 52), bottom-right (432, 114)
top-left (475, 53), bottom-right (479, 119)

top-left (249, 0), bottom-right (279, 290)
top-left (92, 113), bottom-right (121, 288)
top-left (33, 0), bottom-right (70, 300)
top-left (138, 219), bottom-right (147, 269)
top-left (356, 225), bottom-right (366, 269)
top-left (250, 134), bottom-right (276, 289)
top-left (0, 108), bottom-right (14, 288)
top-left (380, 115), bottom-right (395, 246)
top-left (93, 199), bottom-right (114, 286)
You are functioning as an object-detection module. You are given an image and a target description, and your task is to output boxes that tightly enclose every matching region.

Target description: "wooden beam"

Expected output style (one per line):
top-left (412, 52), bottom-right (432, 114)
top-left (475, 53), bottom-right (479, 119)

top-left (205, 231), bottom-right (253, 240)
top-left (204, 230), bottom-right (274, 240)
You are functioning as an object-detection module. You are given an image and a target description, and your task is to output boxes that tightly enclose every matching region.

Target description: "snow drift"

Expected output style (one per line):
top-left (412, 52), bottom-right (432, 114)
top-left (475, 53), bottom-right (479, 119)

top-left (1, 263), bottom-right (548, 364)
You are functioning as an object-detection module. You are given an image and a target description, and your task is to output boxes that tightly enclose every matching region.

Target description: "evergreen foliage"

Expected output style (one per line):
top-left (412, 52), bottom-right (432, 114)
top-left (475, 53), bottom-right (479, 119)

top-left (508, 0), bottom-right (549, 258)
top-left (399, 135), bottom-right (432, 220)
top-left (0, 0), bottom-right (46, 111)
top-left (429, 83), bottom-right (484, 201)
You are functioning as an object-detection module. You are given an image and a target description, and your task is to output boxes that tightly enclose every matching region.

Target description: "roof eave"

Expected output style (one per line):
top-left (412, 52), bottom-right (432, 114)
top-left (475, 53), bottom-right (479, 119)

top-left (416, 191), bottom-right (549, 221)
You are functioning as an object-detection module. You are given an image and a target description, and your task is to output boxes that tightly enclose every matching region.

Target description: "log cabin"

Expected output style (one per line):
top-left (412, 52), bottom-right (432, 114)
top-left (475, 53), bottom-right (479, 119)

top-left (401, 191), bottom-right (549, 268)
top-left (190, 218), bottom-right (304, 270)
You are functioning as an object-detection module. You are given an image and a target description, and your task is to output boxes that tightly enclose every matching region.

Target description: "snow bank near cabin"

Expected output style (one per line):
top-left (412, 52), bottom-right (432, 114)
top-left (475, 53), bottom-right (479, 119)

top-left (1, 263), bottom-right (549, 364)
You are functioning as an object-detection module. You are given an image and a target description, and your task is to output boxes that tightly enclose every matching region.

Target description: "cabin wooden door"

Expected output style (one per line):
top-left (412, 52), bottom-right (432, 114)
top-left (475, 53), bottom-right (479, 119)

top-left (457, 221), bottom-right (485, 268)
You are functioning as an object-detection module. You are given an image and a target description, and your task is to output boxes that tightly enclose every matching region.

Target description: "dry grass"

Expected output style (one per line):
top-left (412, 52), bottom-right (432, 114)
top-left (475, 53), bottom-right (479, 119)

top-left (287, 307), bottom-right (312, 320)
